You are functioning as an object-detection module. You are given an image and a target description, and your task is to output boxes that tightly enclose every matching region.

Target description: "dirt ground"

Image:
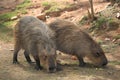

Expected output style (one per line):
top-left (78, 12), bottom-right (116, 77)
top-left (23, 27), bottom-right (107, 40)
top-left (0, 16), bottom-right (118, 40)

top-left (0, 0), bottom-right (24, 14)
top-left (0, 0), bottom-right (120, 80)
top-left (0, 40), bottom-right (120, 80)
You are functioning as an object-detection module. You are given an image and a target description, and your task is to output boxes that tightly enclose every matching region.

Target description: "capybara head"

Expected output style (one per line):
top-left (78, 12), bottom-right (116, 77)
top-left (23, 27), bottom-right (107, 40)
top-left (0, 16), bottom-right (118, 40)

top-left (82, 34), bottom-right (108, 67)
top-left (87, 45), bottom-right (108, 67)
top-left (39, 44), bottom-right (57, 73)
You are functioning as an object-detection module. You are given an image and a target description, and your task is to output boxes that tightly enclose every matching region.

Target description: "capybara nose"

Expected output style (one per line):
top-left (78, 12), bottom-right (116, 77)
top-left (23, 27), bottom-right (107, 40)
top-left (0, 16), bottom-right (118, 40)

top-left (49, 67), bottom-right (55, 72)
top-left (102, 60), bottom-right (108, 66)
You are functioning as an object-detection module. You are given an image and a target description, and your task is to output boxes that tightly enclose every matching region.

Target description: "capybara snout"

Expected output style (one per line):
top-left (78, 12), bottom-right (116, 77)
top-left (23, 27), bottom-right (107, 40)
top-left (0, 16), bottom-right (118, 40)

top-left (49, 19), bottom-right (108, 67)
top-left (40, 53), bottom-right (57, 73)
top-left (102, 60), bottom-right (108, 66)
top-left (41, 45), bottom-right (57, 72)
top-left (88, 51), bottom-right (108, 67)
top-left (48, 56), bottom-right (57, 73)
top-left (13, 16), bottom-right (57, 72)
top-left (86, 43), bottom-right (108, 67)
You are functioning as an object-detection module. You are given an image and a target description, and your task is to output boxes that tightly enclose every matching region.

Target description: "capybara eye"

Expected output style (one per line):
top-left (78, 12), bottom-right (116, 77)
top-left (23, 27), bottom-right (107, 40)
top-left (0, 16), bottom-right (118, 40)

top-left (95, 52), bottom-right (101, 57)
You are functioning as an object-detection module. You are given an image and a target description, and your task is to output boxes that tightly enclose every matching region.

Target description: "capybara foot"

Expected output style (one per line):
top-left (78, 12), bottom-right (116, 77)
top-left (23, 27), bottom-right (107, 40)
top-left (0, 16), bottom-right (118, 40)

top-left (13, 60), bottom-right (19, 64)
top-left (29, 61), bottom-right (35, 64)
top-left (35, 66), bottom-right (43, 70)
top-left (56, 67), bottom-right (62, 71)
top-left (79, 62), bottom-right (86, 67)
top-left (56, 63), bottom-right (62, 71)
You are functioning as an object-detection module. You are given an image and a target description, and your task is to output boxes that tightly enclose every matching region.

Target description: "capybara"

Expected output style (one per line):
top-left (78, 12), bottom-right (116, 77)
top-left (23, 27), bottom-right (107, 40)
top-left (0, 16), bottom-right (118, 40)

top-left (13, 16), bottom-right (57, 73)
top-left (48, 19), bottom-right (108, 67)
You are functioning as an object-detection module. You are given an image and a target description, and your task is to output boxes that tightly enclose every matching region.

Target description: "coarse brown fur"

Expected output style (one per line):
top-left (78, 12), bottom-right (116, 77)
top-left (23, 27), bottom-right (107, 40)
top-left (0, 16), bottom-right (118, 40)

top-left (13, 16), bottom-right (57, 73)
top-left (49, 19), bottom-right (108, 67)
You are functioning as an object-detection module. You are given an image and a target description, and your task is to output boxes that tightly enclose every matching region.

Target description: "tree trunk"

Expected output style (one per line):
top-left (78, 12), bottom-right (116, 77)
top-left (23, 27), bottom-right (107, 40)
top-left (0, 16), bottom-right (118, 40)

top-left (89, 0), bottom-right (95, 21)
top-left (87, 9), bottom-right (91, 20)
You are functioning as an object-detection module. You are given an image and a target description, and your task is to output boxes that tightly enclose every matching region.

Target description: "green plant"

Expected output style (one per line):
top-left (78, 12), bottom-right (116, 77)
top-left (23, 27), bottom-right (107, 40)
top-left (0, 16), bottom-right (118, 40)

top-left (0, 23), bottom-right (14, 42)
top-left (42, 1), bottom-right (72, 13)
top-left (16, 0), bottom-right (31, 10)
top-left (106, 19), bottom-right (119, 31)
top-left (42, 1), bottom-right (51, 7)
top-left (0, 12), bottom-right (16, 21)
top-left (0, 0), bottom-right (31, 42)
top-left (0, 0), bottom-right (31, 21)
top-left (114, 34), bottom-right (120, 39)
top-left (41, 1), bottom-right (57, 7)
top-left (79, 16), bottom-right (88, 25)
top-left (89, 17), bottom-right (108, 32)
top-left (110, 61), bottom-right (120, 65)
top-left (45, 6), bottom-right (60, 13)
top-left (97, 40), bottom-right (104, 45)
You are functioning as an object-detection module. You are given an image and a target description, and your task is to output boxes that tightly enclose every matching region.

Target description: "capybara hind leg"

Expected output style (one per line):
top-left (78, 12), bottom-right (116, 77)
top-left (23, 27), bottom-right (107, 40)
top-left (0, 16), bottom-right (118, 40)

top-left (13, 47), bottom-right (20, 64)
top-left (77, 57), bottom-right (86, 67)
top-left (32, 55), bottom-right (43, 70)
top-left (24, 50), bottom-right (32, 64)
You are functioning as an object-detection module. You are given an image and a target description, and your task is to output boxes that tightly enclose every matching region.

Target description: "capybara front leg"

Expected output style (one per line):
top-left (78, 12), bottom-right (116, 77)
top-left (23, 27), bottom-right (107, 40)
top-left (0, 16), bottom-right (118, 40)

top-left (32, 55), bottom-right (43, 70)
top-left (77, 57), bottom-right (86, 67)
top-left (13, 47), bottom-right (20, 64)
top-left (24, 50), bottom-right (32, 64)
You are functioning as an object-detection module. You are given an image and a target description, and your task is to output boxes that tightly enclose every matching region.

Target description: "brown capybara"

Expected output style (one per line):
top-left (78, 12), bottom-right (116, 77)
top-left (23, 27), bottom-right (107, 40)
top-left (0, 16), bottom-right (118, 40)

top-left (49, 19), bottom-right (108, 67)
top-left (13, 16), bottom-right (57, 73)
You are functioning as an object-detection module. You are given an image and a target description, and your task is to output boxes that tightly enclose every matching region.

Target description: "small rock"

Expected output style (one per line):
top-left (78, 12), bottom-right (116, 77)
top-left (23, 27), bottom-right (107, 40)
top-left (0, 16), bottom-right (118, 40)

top-left (11, 16), bottom-right (18, 20)
top-left (102, 44), bottom-right (108, 47)
top-left (105, 38), bottom-right (111, 41)
top-left (9, 49), bottom-right (14, 51)
top-left (45, 15), bottom-right (50, 19)
top-left (71, 56), bottom-right (77, 60)
top-left (112, 39), bottom-right (117, 42)
top-left (116, 13), bottom-right (120, 19)
top-left (36, 14), bottom-right (46, 21)
top-left (57, 51), bottom-right (62, 55)
top-left (95, 68), bottom-right (99, 70)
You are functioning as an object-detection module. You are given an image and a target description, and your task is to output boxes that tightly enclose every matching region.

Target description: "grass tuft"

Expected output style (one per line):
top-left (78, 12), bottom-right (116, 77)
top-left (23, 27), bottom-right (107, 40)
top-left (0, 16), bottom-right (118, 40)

top-left (0, 0), bottom-right (31, 42)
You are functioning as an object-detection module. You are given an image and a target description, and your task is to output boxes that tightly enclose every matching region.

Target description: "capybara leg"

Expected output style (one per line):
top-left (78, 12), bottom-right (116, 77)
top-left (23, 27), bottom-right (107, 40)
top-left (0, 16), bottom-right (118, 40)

top-left (32, 55), bottom-right (43, 70)
top-left (24, 50), bottom-right (32, 64)
top-left (13, 47), bottom-right (20, 64)
top-left (56, 62), bottom-right (62, 71)
top-left (77, 57), bottom-right (86, 67)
